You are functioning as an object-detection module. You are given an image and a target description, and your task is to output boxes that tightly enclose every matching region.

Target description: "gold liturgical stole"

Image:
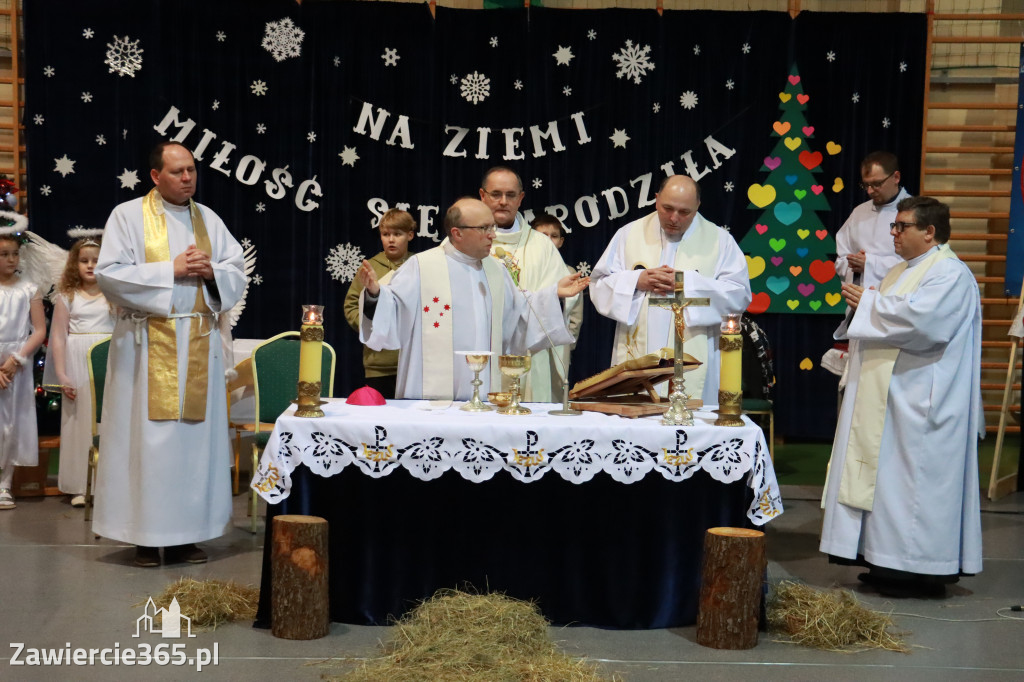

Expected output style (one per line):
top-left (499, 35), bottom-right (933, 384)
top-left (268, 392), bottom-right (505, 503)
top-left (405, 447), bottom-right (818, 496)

top-left (143, 188), bottom-right (213, 422)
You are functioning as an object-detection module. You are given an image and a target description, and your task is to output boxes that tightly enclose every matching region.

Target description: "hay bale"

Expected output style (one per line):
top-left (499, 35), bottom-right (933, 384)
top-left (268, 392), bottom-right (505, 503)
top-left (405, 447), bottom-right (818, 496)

top-left (767, 580), bottom-right (909, 653)
top-left (331, 589), bottom-right (614, 682)
top-left (139, 578), bottom-right (260, 631)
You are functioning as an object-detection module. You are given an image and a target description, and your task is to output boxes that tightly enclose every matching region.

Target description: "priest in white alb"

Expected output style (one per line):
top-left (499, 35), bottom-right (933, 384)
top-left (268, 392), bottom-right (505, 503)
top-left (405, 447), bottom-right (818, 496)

top-left (820, 196), bottom-right (983, 598)
top-left (357, 197), bottom-right (589, 400)
top-left (94, 142), bottom-right (246, 568)
top-left (590, 175), bottom-right (751, 404)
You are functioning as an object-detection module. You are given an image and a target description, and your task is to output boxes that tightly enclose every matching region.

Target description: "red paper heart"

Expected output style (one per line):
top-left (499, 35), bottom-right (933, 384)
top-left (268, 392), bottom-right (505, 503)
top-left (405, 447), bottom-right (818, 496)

top-left (799, 150), bottom-right (823, 170)
top-left (811, 185), bottom-right (824, 195)
top-left (809, 259), bottom-right (836, 284)
top-left (788, 75), bottom-right (801, 85)
top-left (802, 126), bottom-right (814, 136)
top-left (747, 291), bottom-right (771, 314)
top-left (797, 93), bottom-right (810, 104)
top-left (815, 229), bottom-right (828, 240)
top-left (755, 223), bottom-right (768, 235)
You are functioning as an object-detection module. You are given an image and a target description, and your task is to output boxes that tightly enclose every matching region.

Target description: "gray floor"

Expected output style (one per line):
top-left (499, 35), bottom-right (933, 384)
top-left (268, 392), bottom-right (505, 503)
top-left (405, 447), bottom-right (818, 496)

top-left (1, 486), bottom-right (1022, 681)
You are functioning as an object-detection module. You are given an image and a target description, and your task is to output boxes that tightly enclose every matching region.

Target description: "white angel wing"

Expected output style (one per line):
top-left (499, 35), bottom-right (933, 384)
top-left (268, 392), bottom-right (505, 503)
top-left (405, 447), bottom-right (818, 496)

top-left (19, 231), bottom-right (68, 302)
top-left (224, 243), bottom-right (257, 329)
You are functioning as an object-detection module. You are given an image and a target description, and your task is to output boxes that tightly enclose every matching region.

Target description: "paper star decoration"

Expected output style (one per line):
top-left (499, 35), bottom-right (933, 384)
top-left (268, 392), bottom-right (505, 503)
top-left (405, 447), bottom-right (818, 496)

top-left (339, 146), bottom-right (360, 167)
top-left (256, 202), bottom-right (266, 213)
top-left (54, 154), bottom-right (76, 177)
top-left (118, 169), bottom-right (140, 189)
top-left (382, 47), bottom-right (400, 67)
top-left (256, 123), bottom-right (266, 134)
top-left (553, 45), bottom-right (575, 66)
top-left (609, 129), bottom-right (630, 148)
top-left (83, 28), bottom-right (94, 39)
top-left (216, 31), bottom-right (226, 42)
top-left (96, 135), bottom-right (106, 145)
top-left (307, 131), bottom-right (317, 143)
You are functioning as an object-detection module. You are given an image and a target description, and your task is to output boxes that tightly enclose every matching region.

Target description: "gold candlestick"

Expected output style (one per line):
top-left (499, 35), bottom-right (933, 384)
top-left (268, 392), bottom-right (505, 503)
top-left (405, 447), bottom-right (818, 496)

top-left (296, 304), bottom-right (326, 418)
top-left (457, 351), bottom-right (493, 412)
top-left (497, 355), bottom-right (531, 415)
top-left (715, 313), bottom-right (744, 427)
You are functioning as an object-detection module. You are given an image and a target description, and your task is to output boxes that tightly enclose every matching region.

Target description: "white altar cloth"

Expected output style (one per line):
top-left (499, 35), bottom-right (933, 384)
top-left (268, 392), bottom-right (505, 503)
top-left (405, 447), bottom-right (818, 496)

top-left (251, 399), bottom-right (784, 525)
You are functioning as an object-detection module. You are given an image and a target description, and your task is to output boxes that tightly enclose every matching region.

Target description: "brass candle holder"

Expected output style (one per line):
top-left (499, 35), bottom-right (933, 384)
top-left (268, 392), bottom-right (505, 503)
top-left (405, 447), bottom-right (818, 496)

top-left (295, 304), bottom-right (327, 418)
top-left (714, 313), bottom-right (744, 427)
top-left (497, 355), bottom-right (531, 415)
top-left (457, 351), bottom-right (493, 412)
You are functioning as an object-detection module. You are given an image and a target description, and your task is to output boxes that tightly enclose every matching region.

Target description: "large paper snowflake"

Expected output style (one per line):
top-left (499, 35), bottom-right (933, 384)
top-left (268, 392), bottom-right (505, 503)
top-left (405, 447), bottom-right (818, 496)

top-left (612, 40), bottom-right (654, 85)
top-left (262, 17), bottom-right (304, 62)
top-left (105, 35), bottom-right (143, 78)
top-left (460, 72), bottom-right (490, 105)
top-left (679, 90), bottom-right (699, 110)
top-left (325, 243), bottom-right (364, 282)
top-left (54, 155), bottom-right (76, 177)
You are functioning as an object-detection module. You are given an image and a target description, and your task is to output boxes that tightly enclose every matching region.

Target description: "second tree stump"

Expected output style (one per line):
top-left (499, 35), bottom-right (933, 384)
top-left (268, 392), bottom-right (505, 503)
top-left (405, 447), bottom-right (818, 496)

top-left (695, 526), bottom-right (766, 650)
top-left (271, 514), bottom-right (329, 640)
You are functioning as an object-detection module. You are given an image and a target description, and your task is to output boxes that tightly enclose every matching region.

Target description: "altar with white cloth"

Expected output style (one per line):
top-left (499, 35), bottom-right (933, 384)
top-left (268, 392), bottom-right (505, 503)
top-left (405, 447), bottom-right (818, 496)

top-left (252, 400), bottom-right (783, 630)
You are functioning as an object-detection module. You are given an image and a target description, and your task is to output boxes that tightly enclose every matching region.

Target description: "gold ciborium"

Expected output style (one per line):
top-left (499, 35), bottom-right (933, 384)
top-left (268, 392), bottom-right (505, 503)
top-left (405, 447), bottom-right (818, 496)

top-left (456, 351), bottom-right (493, 412)
top-left (497, 354), bottom-right (531, 415)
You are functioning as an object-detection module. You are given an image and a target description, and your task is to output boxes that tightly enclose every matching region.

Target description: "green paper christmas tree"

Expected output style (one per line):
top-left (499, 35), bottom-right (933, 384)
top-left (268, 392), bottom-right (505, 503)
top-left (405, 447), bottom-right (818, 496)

top-left (738, 67), bottom-right (843, 315)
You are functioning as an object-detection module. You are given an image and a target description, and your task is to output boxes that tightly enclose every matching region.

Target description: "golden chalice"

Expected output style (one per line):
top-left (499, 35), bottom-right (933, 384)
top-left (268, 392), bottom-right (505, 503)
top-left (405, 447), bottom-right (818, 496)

top-left (497, 354), bottom-right (531, 415)
top-left (456, 351), bottom-right (493, 412)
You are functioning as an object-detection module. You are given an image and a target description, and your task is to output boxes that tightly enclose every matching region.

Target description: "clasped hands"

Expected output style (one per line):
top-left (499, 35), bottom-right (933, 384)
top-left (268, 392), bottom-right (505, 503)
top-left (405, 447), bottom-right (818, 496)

top-left (0, 356), bottom-right (20, 390)
top-left (637, 265), bottom-right (677, 295)
top-left (173, 244), bottom-right (214, 280)
top-left (841, 282), bottom-right (875, 310)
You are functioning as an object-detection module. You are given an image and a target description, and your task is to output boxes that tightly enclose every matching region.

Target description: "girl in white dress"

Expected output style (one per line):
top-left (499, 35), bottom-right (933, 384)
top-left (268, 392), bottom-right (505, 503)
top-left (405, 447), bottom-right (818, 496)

top-left (44, 237), bottom-right (114, 507)
top-left (0, 232), bottom-right (46, 510)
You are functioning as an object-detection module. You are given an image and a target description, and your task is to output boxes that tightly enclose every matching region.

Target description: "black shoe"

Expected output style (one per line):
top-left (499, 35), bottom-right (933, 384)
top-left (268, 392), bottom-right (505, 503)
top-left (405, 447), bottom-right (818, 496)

top-left (164, 543), bottom-right (207, 564)
top-left (134, 546), bottom-right (161, 568)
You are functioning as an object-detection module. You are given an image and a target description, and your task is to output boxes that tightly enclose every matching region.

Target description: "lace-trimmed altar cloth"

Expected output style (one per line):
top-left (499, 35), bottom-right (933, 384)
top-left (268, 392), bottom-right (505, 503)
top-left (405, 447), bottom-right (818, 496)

top-left (251, 399), bottom-right (784, 525)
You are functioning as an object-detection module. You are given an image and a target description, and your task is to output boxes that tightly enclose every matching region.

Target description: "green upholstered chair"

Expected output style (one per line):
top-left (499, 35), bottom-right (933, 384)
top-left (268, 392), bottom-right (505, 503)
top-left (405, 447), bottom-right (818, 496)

top-left (84, 338), bottom-right (110, 523)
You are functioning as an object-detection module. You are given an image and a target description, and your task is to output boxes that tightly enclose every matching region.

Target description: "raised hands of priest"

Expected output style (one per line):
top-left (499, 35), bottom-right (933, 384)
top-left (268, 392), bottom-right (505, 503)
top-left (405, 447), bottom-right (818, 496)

top-left (557, 271), bottom-right (590, 298)
top-left (841, 282), bottom-right (871, 310)
top-left (846, 250), bottom-right (867, 273)
top-left (357, 260), bottom-right (380, 296)
top-left (637, 264), bottom-right (675, 295)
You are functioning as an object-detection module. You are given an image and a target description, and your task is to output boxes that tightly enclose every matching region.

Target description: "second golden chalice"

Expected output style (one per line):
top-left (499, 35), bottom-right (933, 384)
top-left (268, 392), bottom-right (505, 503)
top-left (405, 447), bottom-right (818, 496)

top-left (456, 351), bottom-right (493, 412)
top-left (497, 354), bottom-right (531, 415)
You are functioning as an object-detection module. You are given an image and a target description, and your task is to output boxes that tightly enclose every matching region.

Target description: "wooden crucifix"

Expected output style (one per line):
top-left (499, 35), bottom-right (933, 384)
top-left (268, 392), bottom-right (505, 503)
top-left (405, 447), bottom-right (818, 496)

top-left (649, 270), bottom-right (710, 425)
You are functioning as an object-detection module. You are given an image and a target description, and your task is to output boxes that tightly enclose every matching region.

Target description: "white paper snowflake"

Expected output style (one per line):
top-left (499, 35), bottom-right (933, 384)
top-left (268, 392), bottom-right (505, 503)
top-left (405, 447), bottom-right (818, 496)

top-left (262, 17), bottom-right (305, 62)
top-left (105, 35), bottom-right (144, 77)
top-left (211, 100), bottom-right (220, 110)
top-left (576, 261), bottom-right (592, 277)
top-left (450, 74), bottom-right (458, 84)
top-left (118, 169), bottom-right (140, 189)
top-left (532, 178), bottom-right (543, 189)
top-left (742, 42), bottom-right (751, 54)
top-left (562, 86), bottom-right (572, 97)
top-left (899, 61), bottom-right (907, 72)
top-left (96, 135), bottom-right (106, 145)
top-left (882, 117), bottom-right (891, 128)
top-left (241, 238), bottom-right (253, 249)
top-left (652, 102), bottom-right (661, 113)
top-left (33, 114), bottom-right (44, 125)
top-left (326, 243), bottom-right (364, 282)
top-left (514, 79), bottom-right (523, 90)
top-left (40, 185), bottom-right (52, 196)
top-left (725, 79), bottom-right (735, 90)
top-left (489, 36), bottom-right (499, 48)
top-left (81, 92), bottom-right (93, 103)
top-left (333, 56), bottom-right (340, 67)
top-left (382, 47), bottom-right (400, 67)
top-left (679, 90), bottom-right (698, 110)
top-left (610, 129), bottom-right (630, 148)
top-left (553, 45), bottom-right (575, 66)
top-left (307, 131), bottom-right (317, 143)
top-left (252, 274), bottom-right (263, 285)
top-left (338, 146), bottom-right (359, 167)
top-left (460, 72), bottom-right (490, 105)
top-left (250, 80), bottom-right (268, 96)
top-left (852, 92), bottom-right (860, 103)
top-left (723, 225), bottom-right (731, 232)
top-left (724, 181), bottom-right (734, 192)
top-left (54, 155), bottom-right (76, 177)
top-left (256, 123), bottom-right (266, 134)
top-left (693, 44), bottom-right (701, 55)
top-left (256, 202), bottom-right (266, 213)
top-left (826, 50), bottom-right (836, 62)
top-left (83, 28), bottom-right (94, 39)
top-left (588, 29), bottom-right (597, 40)
top-left (612, 40), bottom-right (655, 85)
top-left (216, 30), bottom-right (226, 42)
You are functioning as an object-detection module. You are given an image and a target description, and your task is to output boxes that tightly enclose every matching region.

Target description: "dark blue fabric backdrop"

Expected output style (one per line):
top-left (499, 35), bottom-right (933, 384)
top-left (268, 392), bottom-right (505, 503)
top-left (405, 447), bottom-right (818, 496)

top-left (24, 1), bottom-right (926, 439)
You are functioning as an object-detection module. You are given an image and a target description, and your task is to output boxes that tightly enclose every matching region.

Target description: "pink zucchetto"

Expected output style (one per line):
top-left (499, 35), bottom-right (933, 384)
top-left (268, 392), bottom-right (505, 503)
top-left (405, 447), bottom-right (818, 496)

top-left (346, 385), bottom-right (386, 406)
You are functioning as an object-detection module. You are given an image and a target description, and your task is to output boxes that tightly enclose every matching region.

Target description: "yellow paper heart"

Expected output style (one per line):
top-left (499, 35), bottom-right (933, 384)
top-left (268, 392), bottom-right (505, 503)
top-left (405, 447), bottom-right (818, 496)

top-left (826, 141), bottom-right (842, 155)
top-left (784, 136), bottom-right (802, 151)
top-left (825, 292), bottom-right (842, 306)
top-left (746, 255), bottom-right (766, 279)
top-left (787, 299), bottom-right (800, 310)
top-left (832, 177), bottom-right (845, 192)
top-left (779, 92), bottom-right (792, 103)
top-left (799, 357), bottom-right (813, 370)
top-left (789, 265), bottom-right (803, 276)
top-left (747, 183), bottom-right (777, 208)
top-left (797, 228), bottom-right (810, 239)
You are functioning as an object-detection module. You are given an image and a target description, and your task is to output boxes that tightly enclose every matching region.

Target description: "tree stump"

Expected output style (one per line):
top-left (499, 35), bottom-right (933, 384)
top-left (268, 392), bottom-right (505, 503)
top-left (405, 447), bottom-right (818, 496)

top-left (271, 514), bottom-right (329, 640)
top-left (695, 527), bottom-right (765, 650)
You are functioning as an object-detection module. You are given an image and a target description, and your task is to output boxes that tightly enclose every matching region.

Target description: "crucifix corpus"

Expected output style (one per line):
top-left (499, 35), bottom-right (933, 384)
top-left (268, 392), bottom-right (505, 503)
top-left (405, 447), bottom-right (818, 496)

top-left (649, 270), bottom-right (710, 426)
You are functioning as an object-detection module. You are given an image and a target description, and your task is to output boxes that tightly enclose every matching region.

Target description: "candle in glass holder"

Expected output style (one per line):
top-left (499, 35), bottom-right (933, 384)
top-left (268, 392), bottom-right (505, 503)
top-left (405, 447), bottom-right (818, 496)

top-left (297, 305), bottom-right (325, 418)
top-left (715, 313), bottom-right (744, 427)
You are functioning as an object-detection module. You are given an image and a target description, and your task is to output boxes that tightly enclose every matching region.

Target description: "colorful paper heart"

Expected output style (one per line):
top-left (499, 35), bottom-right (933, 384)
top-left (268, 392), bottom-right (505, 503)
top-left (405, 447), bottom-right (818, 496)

top-left (797, 228), bottom-right (810, 239)
top-left (799, 357), bottom-right (813, 370)
top-left (785, 175), bottom-right (798, 185)
top-left (772, 121), bottom-right (791, 135)
top-left (748, 292), bottom-right (771, 314)
top-left (809, 300), bottom-right (822, 311)
top-left (746, 255), bottom-right (766, 279)
top-left (787, 300), bottom-right (800, 310)
top-left (789, 265), bottom-right (802, 276)
top-left (764, 156), bottom-right (781, 170)
top-left (815, 229), bottom-right (828, 240)
top-left (766, 276), bottom-right (790, 294)
top-left (826, 141), bottom-right (842, 155)
top-left (809, 259), bottom-right (836, 283)
top-left (796, 247), bottom-right (809, 258)
top-left (798, 282), bottom-right (815, 297)
top-left (825, 292), bottom-right (842, 306)
top-left (779, 92), bottom-right (792, 103)
top-left (799, 150), bottom-right (823, 170)
top-left (832, 177), bottom-right (845, 192)
top-left (747, 184), bottom-right (777, 208)
top-left (788, 75), bottom-right (801, 85)
top-left (769, 237), bottom-right (787, 252)
top-left (811, 185), bottom-right (824, 195)
top-left (773, 202), bottom-right (802, 226)
top-left (784, 137), bottom-right (802, 151)
top-left (802, 126), bottom-right (815, 136)
top-left (794, 189), bottom-right (807, 200)
top-left (755, 223), bottom-right (769, 235)
top-left (771, 256), bottom-right (783, 266)
top-left (797, 93), bottom-right (810, 104)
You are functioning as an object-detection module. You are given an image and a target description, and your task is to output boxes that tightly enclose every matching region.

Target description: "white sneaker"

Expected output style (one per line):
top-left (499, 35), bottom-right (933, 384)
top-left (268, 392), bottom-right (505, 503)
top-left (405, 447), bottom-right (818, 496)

top-left (0, 489), bottom-right (15, 510)
top-left (70, 495), bottom-right (86, 508)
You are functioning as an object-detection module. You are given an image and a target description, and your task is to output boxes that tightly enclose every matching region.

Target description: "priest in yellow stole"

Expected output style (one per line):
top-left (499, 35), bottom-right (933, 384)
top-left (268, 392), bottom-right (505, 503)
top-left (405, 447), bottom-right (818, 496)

top-left (93, 142), bottom-right (246, 568)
